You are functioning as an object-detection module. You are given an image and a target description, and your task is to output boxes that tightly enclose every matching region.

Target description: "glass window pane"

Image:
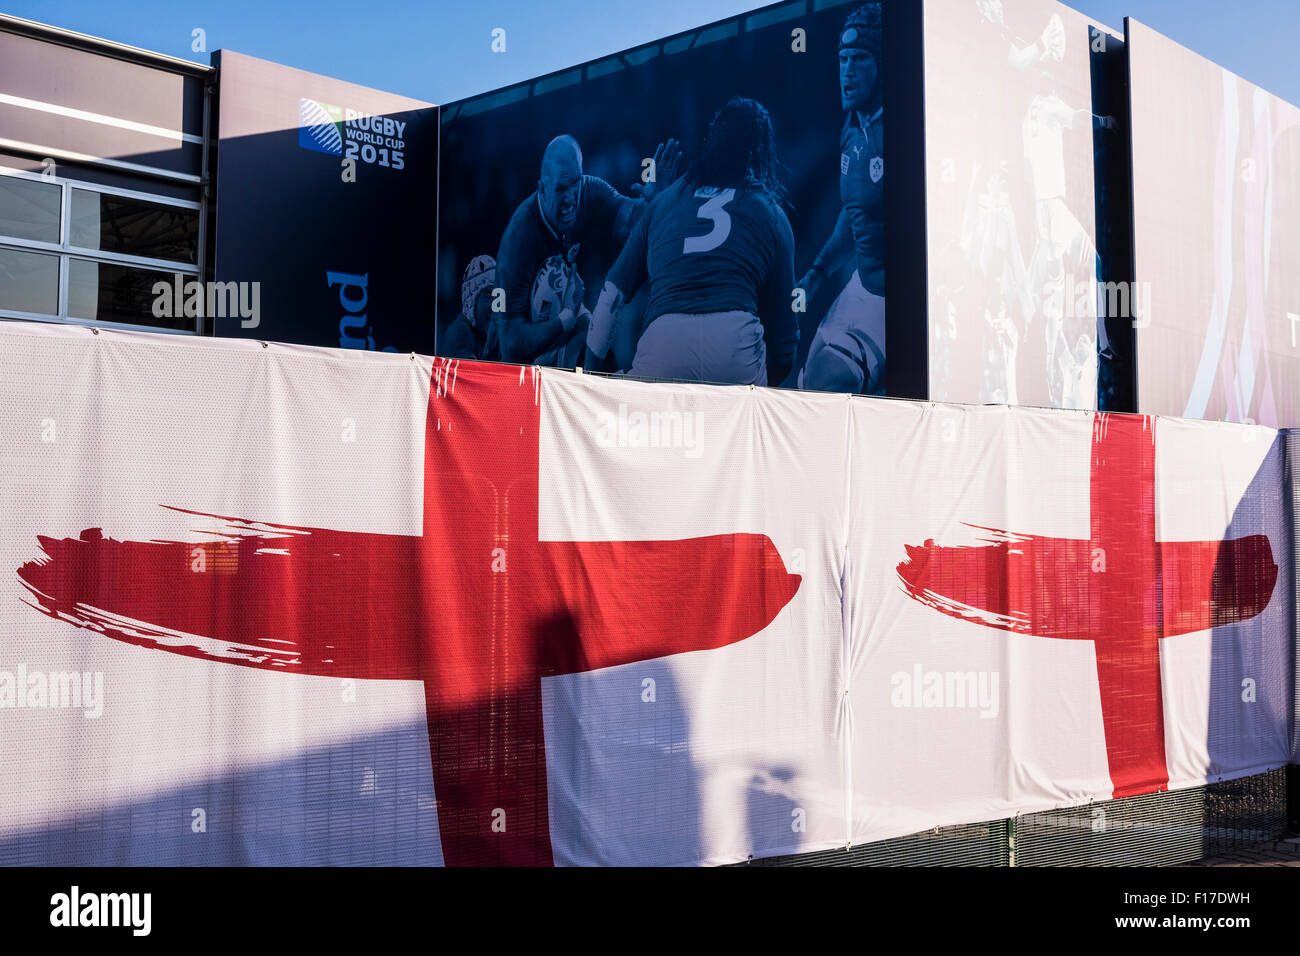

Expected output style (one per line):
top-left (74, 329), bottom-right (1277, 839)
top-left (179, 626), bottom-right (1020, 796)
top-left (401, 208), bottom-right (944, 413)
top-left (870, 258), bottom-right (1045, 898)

top-left (0, 175), bottom-right (61, 243)
top-left (0, 246), bottom-right (59, 315)
top-left (68, 259), bottom-right (193, 331)
top-left (69, 189), bottom-right (198, 264)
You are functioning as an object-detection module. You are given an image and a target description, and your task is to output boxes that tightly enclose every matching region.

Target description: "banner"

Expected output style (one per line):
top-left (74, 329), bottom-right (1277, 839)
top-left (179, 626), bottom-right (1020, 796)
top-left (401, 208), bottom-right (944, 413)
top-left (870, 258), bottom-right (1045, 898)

top-left (0, 321), bottom-right (1291, 865)
top-left (846, 401), bottom-right (1291, 842)
top-left (212, 50), bottom-right (439, 352)
top-left (1127, 19), bottom-right (1300, 427)
top-left (923, 0), bottom-right (1131, 411)
top-left (435, 0), bottom-right (929, 398)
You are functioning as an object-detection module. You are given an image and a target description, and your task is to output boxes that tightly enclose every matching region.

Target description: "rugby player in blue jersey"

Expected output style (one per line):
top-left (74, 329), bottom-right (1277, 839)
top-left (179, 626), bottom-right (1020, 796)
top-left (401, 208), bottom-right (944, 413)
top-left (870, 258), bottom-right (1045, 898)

top-left (797, 3), bottom-right (886, 394)
top-left (492, 134), bottom-right (680, 368)
top-left (585, 96), bottom-right (797, 387)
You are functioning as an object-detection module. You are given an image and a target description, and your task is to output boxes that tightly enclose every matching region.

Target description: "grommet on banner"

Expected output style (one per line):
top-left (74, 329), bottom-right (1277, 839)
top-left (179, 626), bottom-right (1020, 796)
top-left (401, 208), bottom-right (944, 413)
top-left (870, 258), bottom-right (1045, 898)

top-left (261, 341), bottom-right (268, 348)
top-left (91, 328), bottom-right (99, 335)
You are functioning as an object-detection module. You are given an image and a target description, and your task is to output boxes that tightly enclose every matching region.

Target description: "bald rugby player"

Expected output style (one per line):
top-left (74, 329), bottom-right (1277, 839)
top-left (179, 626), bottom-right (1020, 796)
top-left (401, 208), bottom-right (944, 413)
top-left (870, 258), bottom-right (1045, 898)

top-left (492, 134), bottom-right (681, 368)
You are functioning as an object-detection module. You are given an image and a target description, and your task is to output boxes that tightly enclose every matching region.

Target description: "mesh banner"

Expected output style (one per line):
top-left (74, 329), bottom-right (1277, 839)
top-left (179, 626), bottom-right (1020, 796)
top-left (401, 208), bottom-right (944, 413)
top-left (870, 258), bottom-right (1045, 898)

top-left (1289, 430), bottom-right (1300, 765)
top-left (0, 322), bottom-right (1292, 865)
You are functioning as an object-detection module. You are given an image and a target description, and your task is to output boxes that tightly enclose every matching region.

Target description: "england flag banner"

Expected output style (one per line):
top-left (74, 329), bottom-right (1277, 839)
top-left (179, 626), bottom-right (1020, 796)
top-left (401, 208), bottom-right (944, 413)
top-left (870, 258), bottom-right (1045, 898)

top-left (0, 321), bottom-right (1292, 866)
top-left (846, 400), bottom-right (1291, 845)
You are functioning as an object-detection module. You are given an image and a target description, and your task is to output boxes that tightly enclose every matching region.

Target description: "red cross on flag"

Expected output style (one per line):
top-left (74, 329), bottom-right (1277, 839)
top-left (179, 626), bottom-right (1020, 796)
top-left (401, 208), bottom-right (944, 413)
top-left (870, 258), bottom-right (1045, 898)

top-left (845, 399), bottom-right (1290, 845)
top-left (0, 323), bottom-right (1290, 866)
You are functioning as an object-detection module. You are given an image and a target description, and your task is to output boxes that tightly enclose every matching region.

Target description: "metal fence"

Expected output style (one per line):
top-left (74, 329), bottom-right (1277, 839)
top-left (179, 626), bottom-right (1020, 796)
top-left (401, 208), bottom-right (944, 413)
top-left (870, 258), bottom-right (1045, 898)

top-left (749, 768), bottom-right (1289, 866)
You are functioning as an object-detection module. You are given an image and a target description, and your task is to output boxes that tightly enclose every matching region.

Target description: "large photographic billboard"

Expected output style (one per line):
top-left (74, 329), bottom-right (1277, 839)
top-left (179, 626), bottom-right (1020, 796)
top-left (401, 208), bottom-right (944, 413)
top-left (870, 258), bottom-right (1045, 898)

top-left (213, 51), bottom-right (439, 352)
top-left (1127, 19), bottom-right (1300, 426)
top-left (924, 0), bottom-right (1131, 410)
top-left (436, 0), bottom-right (927, 396)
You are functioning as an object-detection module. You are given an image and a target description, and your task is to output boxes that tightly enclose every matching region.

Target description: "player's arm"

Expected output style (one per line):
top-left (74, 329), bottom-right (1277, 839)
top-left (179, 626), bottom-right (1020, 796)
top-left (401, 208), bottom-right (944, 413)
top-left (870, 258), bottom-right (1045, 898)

top-left (493, 228), bottom-right (567, 364)
top-left (1036, 96), bottom-right (1078, 127)
top-left (1007, 39), bottom-right (1042, 71)
top-left (1072, 106), bottom-right (1116, 130)
top-left (605, 140), bottom-right (682, 243)
top-left (797, 208), bottom-right (854, 302)
top-left (638, 139), bottom-right (681, 203)
top-left (610, 196), bottom-right (645, 246)
top-left (577, 175), bottom-right (644, 248)
top-left (585, 210), bottom-right (650, 369)
top-left (759, 210), bottom-right (799, 387)
top-left (1008, 13), bottom-right (1065, 70)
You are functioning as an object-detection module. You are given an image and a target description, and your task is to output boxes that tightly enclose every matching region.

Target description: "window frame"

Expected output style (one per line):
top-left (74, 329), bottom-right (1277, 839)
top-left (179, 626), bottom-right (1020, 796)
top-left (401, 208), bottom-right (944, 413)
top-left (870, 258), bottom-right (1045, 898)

top-left (0, 163), bottom-right (201, 334)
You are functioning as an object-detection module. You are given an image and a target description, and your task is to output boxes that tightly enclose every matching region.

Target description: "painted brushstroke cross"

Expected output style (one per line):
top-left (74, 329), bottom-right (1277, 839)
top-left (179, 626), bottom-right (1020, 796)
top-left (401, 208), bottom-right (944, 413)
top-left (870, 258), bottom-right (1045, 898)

top-left (18, 360), bottom-right (801, 866)
top-left (897, 413), bottom-right (1277, 797)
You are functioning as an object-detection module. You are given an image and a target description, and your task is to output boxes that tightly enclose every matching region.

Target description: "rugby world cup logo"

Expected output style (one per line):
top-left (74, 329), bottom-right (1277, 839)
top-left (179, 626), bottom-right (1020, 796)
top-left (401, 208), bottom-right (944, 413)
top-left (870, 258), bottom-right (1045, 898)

top-left (299, 97), bottom-right (343, 155)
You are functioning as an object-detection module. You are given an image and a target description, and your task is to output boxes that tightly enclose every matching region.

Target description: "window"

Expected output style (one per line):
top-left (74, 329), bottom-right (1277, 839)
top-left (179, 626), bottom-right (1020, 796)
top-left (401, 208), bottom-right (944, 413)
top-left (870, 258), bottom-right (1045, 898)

top-left (0, 167), bottom-right (201, 332)
top-left (0, 247), bottom-right (59, 315)
top-left (68, 259), bottom-right (191, 331)
top-left (0, 175), bottom-right (61, 243)
top-left (69, 189), bottom-right (198, 264)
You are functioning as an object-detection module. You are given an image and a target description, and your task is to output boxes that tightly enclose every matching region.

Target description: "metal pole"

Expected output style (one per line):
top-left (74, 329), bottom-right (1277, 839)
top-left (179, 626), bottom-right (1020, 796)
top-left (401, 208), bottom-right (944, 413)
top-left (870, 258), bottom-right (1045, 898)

top-left (196, 74), bottom-right (214, 336)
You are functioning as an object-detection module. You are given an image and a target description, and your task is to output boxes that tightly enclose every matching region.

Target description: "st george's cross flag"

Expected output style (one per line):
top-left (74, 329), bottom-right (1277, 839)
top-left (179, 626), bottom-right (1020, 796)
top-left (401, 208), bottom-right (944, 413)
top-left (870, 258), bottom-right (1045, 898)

top-left (0, 321), bottom-right (1292, 865)
top-left (844, 400), bottom-right (1291, 845)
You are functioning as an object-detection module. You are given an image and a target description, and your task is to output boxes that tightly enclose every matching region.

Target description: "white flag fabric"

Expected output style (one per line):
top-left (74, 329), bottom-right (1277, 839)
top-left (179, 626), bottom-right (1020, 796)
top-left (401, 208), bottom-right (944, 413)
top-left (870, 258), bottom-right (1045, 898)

top-left (0, 322), bottom-right (1291, 866)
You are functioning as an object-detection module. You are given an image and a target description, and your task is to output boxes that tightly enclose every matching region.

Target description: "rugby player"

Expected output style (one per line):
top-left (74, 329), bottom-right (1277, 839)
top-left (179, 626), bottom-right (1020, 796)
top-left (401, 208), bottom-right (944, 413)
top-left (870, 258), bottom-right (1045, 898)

top-left (796, 3), bottom-right (886, 394)
top-left (439, 254), bottom-right (495, 360)
top-left (585, 96), bottom-right (797, 387)
top-left (493, 133), bottom-right (680, 368)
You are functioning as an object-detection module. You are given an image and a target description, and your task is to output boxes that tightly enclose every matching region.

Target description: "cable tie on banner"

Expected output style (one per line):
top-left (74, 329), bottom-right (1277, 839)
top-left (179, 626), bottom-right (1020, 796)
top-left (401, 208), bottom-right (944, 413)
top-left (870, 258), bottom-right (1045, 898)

top-left (575, 366), bottom-right (583, 375)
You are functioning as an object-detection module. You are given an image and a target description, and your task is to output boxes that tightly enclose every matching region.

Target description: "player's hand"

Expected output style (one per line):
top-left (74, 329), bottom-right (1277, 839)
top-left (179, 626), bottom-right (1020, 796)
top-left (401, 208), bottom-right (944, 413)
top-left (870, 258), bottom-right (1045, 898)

top-left (558, 307), bottom-right (578, 333)
top-left (1039, 14), bottom-right (1065, 61)
top-left (976, 0), bottom-right (1004, 26)
top-left (641, 138), bottom-right (682, 201)
top-left (586, 303), bottom-right (612, 359)
top-left (796, 269), bottom-right (823, 304)
top-left (582, 343), bottom-right (615, 373)
top-left (586, 281), bottom-right (623, 361)
top-left (562, 267), bottom-right (586, 316)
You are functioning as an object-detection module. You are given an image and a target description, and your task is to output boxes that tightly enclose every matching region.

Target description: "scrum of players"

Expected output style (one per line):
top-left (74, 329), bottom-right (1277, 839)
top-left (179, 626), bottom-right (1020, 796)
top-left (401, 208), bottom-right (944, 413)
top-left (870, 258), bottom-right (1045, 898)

top-left (444, 3), bottom-right (887, 396)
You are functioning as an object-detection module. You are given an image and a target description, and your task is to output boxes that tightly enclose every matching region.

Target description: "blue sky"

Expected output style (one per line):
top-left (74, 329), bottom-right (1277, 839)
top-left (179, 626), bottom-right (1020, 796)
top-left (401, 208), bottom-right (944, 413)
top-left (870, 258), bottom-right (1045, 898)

top-left (5, 0), bottom-right (1298, 106)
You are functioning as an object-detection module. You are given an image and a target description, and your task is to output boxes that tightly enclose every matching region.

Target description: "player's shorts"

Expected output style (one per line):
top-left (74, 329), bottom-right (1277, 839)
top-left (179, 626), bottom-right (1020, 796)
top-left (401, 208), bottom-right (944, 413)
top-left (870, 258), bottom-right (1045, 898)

top-left (801, 271), bottom-right (886, 394)
top-left (628, 310), bottom-right (767, 386)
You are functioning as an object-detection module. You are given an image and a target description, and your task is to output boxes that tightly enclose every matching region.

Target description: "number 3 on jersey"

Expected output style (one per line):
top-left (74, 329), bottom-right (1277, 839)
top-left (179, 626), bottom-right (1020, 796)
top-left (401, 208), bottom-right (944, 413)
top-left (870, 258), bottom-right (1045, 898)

top-left (683, 187), bottom-right (735, 255)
